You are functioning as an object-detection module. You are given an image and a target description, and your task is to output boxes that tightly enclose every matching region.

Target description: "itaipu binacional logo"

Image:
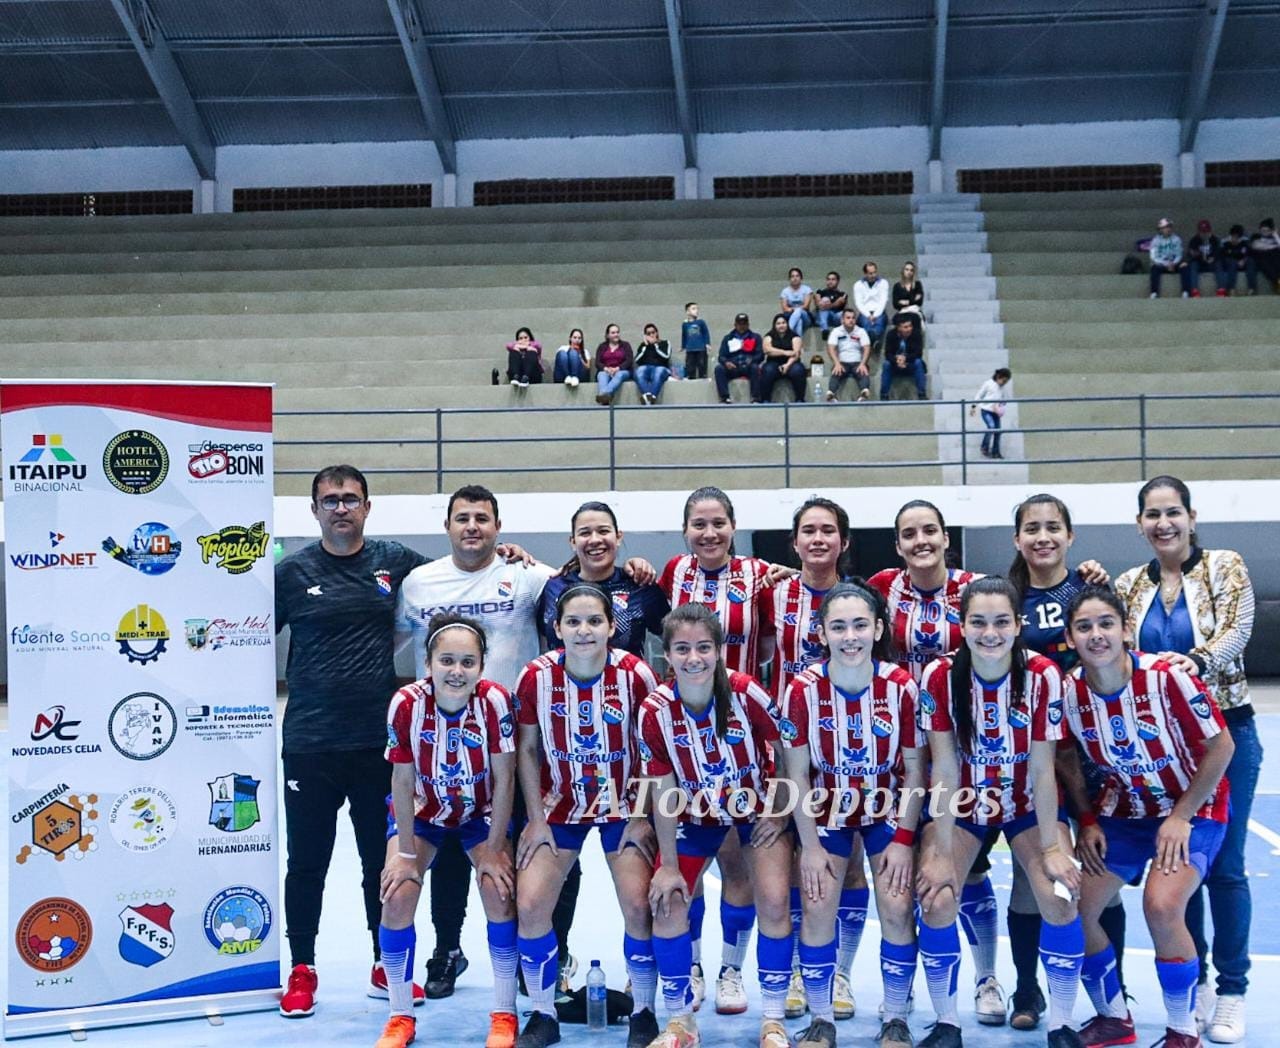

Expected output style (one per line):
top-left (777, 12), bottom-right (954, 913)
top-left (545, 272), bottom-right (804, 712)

top-left (108, 787), bottom-right (177, 853)
top-left (7, 434), bottom-right (87, 493)
top-left (101, 522), bottom-right (182, 575)
top-left (196, 522), bottom-right (270, 574)
top-left (103, 430), bottom-right (169, 494)
top-left (115, 604), bottom-right (170, 664)
top-left (203, 886), bottom-right (272, 956)
top-left (107, 692), bottom-right (177, 760)
top-left (16, 897), bottom-right (93, 972)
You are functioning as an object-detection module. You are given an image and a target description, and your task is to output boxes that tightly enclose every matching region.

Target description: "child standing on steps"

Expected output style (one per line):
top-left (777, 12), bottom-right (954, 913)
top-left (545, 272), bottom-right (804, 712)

top-left (971, 367), bottom-right (1012, 460)
top-left (681, 302), bottom-right (711, 380)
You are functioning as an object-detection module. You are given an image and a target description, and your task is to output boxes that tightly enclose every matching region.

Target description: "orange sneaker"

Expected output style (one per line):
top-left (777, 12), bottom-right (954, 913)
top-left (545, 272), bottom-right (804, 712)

top-left (280, 964), bottom-right (317, 1018)
top-left (374, 1014), bottom-right (416, 1048)
top-left (485, 1011), bottom-right (518, 1048)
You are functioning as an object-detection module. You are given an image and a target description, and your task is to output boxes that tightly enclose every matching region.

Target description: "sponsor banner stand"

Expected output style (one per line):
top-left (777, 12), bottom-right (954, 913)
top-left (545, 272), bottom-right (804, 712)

top-left (2, 382), bottom-right (279, 1038)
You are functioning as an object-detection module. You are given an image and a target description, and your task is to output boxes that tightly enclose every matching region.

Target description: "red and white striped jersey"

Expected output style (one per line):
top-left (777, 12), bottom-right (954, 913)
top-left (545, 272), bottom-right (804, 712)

top-left (868, 568), bottom-right (979, 683)
top-left (659, 555), bottom-right (775, 675)
top-left (780, 660), bottom-right (921, 828)
top-left (515, 648), bottom-right (660, 824)
top-left (385, 677), bottom-right (516, 828)
top-left (919, 653), bottom-right (1067, 824)
top-left (1065, 650), bottom-right (1228, 821)
top-left (637, 671), bottom-right (780, 826)
top-left (770, 577), bottom-right (831, 703)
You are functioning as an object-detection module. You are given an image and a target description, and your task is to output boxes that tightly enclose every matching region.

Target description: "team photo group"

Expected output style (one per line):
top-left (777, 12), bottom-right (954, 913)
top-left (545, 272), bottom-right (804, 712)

top-left (276, 467), bottom-right (1257, 1048)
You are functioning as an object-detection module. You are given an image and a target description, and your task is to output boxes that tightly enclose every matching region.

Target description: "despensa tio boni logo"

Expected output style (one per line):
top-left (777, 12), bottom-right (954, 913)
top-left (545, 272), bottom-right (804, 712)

top-left (187, 440), bottom-right (265, 481)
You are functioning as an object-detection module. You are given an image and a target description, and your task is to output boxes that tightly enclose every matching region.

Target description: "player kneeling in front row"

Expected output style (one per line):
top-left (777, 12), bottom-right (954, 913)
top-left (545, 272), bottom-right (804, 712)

top-left (782, 581), bottom-right (928, 1048)
top-left (376, 615), bottom-right (520, 1048)
top-left (1059, 586), bottom-right (1234, 1048)
top-left (640, 604), bottom-right (793, 1048)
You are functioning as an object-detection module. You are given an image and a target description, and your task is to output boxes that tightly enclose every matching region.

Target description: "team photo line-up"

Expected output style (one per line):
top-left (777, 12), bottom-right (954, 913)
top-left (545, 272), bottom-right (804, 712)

top-left (276, 467), bottom-right (1258, 1048)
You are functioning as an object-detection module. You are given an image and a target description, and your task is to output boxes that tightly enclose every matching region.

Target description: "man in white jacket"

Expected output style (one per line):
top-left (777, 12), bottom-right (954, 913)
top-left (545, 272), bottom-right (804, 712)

top-left (852, 261), bottom-right (890, 347)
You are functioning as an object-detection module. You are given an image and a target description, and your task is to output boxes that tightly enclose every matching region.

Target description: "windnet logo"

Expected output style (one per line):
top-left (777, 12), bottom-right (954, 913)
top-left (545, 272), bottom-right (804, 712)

top-left (7, 435), bottom-right (87, 492)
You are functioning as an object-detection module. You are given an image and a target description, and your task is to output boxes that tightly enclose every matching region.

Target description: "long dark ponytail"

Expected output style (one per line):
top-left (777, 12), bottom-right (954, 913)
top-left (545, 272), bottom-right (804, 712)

top-left (662, 603), bottom-right (733, 738)
top-left (949, 576), bottom-right (1028, 753)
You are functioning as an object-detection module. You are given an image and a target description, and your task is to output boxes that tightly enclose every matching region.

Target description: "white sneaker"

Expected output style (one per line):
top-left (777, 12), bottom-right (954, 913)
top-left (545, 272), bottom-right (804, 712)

top-left (564, 376), bottom-right (577, 388)
top-left (1150, 292), bottom-right (1159, 299)
top-left (784, 969), bottom-right (807, 1019)
top-left (832, 971), bottom-right (855, 1020)
top-left (1207, 993), bottom-right (1246, 1043)
top-left (824, 391), bottom-right (836, 402)
top-left (975, 976), bottom-right (1006, 1025)
top-left (689, 962), bottom-right (705, 1012)
top-left (1196, 980), bottom-right (1216, 1034)
top-left (715, 966), bottom-right (748, 1015)
top-left (510, 378), bottom-right (521, 386)
top-left (517, 377), bottom-right (529, 388)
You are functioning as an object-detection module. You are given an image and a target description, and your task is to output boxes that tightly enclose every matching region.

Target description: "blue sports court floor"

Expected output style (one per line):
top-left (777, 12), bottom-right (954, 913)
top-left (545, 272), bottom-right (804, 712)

top-left (4, 704), bottom-right (1279, 1046)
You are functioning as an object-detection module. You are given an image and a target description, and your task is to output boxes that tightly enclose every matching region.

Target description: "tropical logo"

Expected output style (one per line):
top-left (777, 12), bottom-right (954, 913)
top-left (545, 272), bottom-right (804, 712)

top-left (196, 522), bottom-right (270, 574)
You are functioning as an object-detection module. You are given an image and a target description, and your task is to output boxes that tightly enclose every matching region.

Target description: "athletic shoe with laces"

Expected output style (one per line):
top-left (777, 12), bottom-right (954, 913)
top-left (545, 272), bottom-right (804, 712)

top-left (486, 1011), bottom-right (519, 1048)
top-left (758, 1018), bottom-right (788, 1048)
top-left (556, 953), bottom-right (578, 997)
top-left (1009, 985), bottom-right (1046, 1030)
top-left (917, 1021), bottom-right (962, 1048)
top-left (877, 1017), bottom-right (914, 1048)
top-left (1078, 1012), bottom-right (1137, 1047)
top-left (858, 388), bottom-right (872, 400)
top-left (833, 971), bottom-right (855, 1019)
top-left (424, 947), bottom-right (468, 999)
top-left (1194, 982), bottom-right (1215, 1033)
top-left (628, 1008), bottom-right (660, 1048)
top-left (689, 962), bottom-right (705, 1011)
top-left (785, 968), bottom-right (808, 1018)
top-left (715, 966), bottom-right (748, 1014)
top-left (515, 1011), bottom-right (561, 1048)
top-left (794, 1017), bottom-right (838, 1048)
top-left (647, 1014), bottom-right (699, 1048)
top-left (1149, 1030), bottom-right (1201, 1048)
top-left (1048, 1027), bottom-right (1085, 1048)
top-left (374, 1014), bottom-right (416, 1048)
top-left (975, 975), bottom-right (1006, 1025)
top-left (1206, 993), bottom-right (1245, 1043)
top-left (280, 963), bottom-right (318, 1017)
top-left (368, 962), bottom-right (426, 1006)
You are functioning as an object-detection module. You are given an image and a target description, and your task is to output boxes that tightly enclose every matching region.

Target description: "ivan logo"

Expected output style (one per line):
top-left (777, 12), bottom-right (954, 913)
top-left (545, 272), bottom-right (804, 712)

top-left (197, 522), bottom-right (269, 574)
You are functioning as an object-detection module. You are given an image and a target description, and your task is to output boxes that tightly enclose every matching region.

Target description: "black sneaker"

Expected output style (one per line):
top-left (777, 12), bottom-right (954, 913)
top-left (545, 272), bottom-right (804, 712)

top-left (795, 1017), bottom-right (838, 1048)
top-left (491, 368), bottom-right (500, 386)
top-left (917, 1022), bottom-right (963, 1048)
top-left (1046, 1027), bottom-right (1084, 1048)
top-left (424, 947), bottom-right (467, 999)
top-left (516, 1011), bottom-right (561, 1048)
top-left (627, 1008), bottom-right (660, 1048)
top-left (1010, 986), bottom-right (1046, 1030)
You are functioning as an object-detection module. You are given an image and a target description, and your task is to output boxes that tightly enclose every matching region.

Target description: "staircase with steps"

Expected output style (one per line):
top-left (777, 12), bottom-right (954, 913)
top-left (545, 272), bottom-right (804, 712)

top-left (912, 193), bottom-right (1027, 484)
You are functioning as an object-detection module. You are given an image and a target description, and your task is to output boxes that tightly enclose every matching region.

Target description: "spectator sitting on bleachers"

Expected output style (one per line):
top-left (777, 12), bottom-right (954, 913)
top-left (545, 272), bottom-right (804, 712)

top-left (1221, 224), bottom-right (1258, 296)
top-left (714, 312), bottom-right (763, 404)
top-left (824, 307), bottom-right (871, 403)
top-left (879, 314), bottom-right (928, 401)
top-left (505, 327), bottom-right (543, 389)
top-left (680, 302), bottom-right (711, 380)
top-left (892, 260), bottom-right (925, 325)
top-left (634, 323), bottom-right (673, 405)
top-left (594, 323), bottom-right (634, 405)
top-left (814, 270), bottom-right (847, 334)
top-left (852, 260), bottom-right (890, 346)
top-left (553, 328), bottom-right (590, 387)
top-left (1186, 219), bottom-right (1226, 298)
top-left (1250, 217), bottom-right (1280, 291)
top-left (1148, 217), bottom-right (1192, 298)
top-left (759, 313), bottom-right (808, 404)
top-left (779, 267), bottom-right (815, 337)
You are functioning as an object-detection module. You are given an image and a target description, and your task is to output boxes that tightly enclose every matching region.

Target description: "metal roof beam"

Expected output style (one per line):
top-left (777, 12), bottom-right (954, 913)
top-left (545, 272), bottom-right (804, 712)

top-left (929, 0), bottom-right (949, 161)
top-left (1180, 0), bottom-right (1230, 153)
top-left (662, 0), bottom-right (696, 167)
top-left (385, 0), bottom-right (456, 175)
top-left (106, 0), bottom-right (215, 178)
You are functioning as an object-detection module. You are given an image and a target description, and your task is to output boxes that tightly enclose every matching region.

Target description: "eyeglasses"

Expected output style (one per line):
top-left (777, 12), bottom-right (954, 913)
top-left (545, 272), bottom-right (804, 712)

top-left (318, 494), bottom-right (364, 511)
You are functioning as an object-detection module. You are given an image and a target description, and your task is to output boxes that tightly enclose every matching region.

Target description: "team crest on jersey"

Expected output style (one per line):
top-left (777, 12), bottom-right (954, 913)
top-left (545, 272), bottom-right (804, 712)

top-left (945, 607), bottom-right (960, 624)
top-left (1008, 706), bottom-right (1031, 730)
top-left (461, 726), bottom-right (484, 749)
top-left (499, 713), bottom-right (514, 738)
top-left (920, 692), bottom-right (937, 716)
top-left (778, 718), bottom-right (798, 742)
top-left (724, 721), bottom-right (746, 744)
top-left (637, 738), bottom-right (653, 761)
top-left (726, 580), bottom-right (748, 604)
top-left (373, 570), bottom-right (392, 596)
top-left (497, 580), bottom-right (513, 599)
top-left (1047, 701), bottom-right (1064, 726)
top-left (1189, 692), bottom-right (1212, 719)
top-left (612, 592), bottom-right (630, 610)
top-left (601, 701), bottom-right (626, 725)
top-left (1136, 718), bottom-right (1161, 741)
top-left (871, 715), bottom-right (893, 738)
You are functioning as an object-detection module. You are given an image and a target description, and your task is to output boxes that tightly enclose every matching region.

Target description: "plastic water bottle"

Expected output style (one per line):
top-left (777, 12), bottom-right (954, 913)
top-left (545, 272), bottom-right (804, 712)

top-left (586, 959), bottom-right (607, 1031)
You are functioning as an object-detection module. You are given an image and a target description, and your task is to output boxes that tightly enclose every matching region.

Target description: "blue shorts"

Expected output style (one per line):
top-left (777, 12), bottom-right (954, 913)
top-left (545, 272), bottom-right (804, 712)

top-left (815, 822), bottom-right (894, 859)
top-left (1098, 815), bottom-right (1226, 884)
top-left (675, 820), bottom-right (755, 857)
top-left (549, 820), bottom-right (629, 854)
top-left (957, 807), bottom-right (1068, 845)
top-left (385, 809), bottom-right (493, 868)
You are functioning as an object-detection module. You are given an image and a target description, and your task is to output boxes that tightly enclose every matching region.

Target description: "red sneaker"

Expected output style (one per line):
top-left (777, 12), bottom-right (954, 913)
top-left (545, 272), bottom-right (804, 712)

top-left (1190, 289), bottom-right (1202, 298)
top-left (1215, 289), bottom-right (1229, 297)
top-left (368, 962), bottom-right (426, 1006)
top-left (280, 964), bottom-right (317, 1018)
top-left (1150, 1030), bottom-right (1200, 1048)
top-left (1079, 1012), bottom-right (1137, 1047)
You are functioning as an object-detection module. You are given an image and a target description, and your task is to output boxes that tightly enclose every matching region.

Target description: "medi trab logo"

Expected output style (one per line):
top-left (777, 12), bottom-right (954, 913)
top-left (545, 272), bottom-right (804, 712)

top-left (7, 434), bottom-right (87, 493)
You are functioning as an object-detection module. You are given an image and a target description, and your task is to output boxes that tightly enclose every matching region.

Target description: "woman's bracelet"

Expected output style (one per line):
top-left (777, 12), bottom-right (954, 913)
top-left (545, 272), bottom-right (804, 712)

top-left (892, 827), bottom-right (915, 847)
top-left (1078, 812), bottom-right (1098, 828)
top-left (397, 851), bottom-right (417, 860)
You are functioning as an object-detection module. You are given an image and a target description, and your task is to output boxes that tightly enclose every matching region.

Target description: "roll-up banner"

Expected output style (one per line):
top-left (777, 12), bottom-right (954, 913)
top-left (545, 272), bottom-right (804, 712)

top-left (1, 381), bottom-right (279, 1038)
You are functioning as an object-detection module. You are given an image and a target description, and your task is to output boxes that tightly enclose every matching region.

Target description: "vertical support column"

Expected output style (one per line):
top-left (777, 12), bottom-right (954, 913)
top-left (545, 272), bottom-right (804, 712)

top-left (682, 167), bottom-right (699, 200)
top-left (1179, 151), bottom-right (1198, 188)
top-left (440, 173), bottom-right (458, 207)
top-left (928, 160), bottom-right (944, 194)
top-left (198, 179), bottom-right (216, 214)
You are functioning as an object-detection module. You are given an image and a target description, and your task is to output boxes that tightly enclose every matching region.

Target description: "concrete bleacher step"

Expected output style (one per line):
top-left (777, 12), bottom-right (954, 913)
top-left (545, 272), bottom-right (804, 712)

top-left (918, 257), bottom-right (993, 278)
top-left (922, 276), bottom-right (998, 300)
top-left (914, 215), bottom-right (985, 234)
top-left (928, 302), bottom-right (1001, 323)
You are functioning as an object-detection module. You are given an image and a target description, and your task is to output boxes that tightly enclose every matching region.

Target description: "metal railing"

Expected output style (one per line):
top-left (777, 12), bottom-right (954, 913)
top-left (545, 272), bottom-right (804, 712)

top-left (271, 392), bottom-right (1280, 491)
